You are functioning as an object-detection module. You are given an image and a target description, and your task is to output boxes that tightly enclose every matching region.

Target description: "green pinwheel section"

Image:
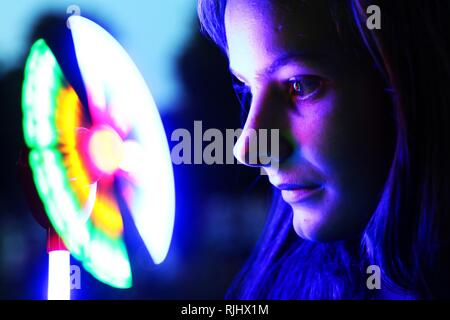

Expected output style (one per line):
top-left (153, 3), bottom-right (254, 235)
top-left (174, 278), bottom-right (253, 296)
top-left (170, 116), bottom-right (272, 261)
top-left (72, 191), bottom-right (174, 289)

top-left (22, 39), bottom-right (132, 288)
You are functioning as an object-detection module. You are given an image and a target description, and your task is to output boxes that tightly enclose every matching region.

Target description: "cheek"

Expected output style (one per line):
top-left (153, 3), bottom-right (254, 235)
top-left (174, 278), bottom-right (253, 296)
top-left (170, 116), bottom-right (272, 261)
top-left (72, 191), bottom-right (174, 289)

top-left (290, 93), bottom-right (339, 173)
top-left (291, 81), bottom-right (394, 238)
top-left (298, 79), bottom-right (394, 189)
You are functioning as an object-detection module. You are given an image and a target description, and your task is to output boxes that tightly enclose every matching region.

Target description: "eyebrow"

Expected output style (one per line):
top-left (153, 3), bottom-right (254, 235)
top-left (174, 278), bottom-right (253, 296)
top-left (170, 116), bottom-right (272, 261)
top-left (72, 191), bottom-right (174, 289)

top-left (229, 51), bottom-right (323, 83)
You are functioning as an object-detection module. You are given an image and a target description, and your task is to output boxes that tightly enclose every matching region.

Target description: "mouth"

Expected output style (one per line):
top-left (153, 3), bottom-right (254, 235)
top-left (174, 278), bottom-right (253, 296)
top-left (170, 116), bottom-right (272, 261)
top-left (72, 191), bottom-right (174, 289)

top-left (276, 183), bottom-right (324, 204)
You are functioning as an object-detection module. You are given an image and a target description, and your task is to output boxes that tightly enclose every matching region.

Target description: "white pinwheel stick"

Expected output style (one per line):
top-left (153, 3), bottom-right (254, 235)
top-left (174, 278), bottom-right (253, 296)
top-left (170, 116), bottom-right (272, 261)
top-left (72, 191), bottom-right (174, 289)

top-left (47, 228), bottom-right (70, 300)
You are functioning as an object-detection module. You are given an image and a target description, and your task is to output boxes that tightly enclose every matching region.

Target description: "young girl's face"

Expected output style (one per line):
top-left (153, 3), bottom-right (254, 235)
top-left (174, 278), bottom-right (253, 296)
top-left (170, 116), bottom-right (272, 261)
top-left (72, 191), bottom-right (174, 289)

top-left (226, 0), bottom-right (395, 241)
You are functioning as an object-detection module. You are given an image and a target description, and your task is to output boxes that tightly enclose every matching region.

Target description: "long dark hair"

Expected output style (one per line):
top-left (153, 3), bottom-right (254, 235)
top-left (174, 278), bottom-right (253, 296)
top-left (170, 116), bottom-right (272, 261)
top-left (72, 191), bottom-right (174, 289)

top-left (198, 0), bottom-right (450, 299)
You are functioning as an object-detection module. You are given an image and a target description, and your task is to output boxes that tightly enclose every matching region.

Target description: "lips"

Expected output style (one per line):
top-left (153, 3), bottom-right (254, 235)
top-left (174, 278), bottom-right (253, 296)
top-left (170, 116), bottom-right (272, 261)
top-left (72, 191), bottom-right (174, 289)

top-left (276, 183), bottom-right (324, 204)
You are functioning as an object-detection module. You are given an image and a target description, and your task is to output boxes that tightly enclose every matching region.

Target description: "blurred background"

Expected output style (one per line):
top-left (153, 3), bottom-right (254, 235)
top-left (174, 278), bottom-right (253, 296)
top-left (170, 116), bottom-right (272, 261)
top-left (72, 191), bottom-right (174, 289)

top-left (0, 1), bottom-right (272, 299)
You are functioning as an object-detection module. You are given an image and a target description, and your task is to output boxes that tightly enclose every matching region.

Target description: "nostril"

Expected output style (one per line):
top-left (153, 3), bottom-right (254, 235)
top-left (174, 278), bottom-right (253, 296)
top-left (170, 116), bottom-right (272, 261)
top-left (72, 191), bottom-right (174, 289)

top-left (232, 133), bottom-right (259, 167)
top-left (233, 133), bottom-right (258, 166)
top-left (243, 134), bottom-right (260, 166)
top-left (233, 129), bottom-right (293, 168)
top-left (232, 136), bottom-right (246, 165)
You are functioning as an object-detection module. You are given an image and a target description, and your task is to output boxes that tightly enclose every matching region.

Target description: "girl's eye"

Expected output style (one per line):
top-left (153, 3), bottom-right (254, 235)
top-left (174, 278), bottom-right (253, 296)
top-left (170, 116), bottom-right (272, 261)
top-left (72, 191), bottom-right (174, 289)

top-left (288, 76), bottom-right (323, 100)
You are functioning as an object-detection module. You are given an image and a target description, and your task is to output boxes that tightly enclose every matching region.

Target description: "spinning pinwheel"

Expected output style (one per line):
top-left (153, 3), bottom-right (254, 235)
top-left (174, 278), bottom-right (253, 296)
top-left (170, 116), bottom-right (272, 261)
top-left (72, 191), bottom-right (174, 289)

top-left (21, 16), bottom-right (175, 299)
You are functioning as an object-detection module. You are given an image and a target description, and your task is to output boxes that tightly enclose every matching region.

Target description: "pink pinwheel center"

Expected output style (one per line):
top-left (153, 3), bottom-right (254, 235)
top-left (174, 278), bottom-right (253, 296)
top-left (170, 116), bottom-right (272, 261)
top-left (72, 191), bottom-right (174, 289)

top-left (88, 126), bottom-right (124, 175)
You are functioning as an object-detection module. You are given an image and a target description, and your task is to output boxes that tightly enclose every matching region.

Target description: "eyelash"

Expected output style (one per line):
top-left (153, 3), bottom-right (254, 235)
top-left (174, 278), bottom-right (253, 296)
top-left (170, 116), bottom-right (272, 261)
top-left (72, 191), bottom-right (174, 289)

top-left (287, 76), bottom-right (323, 101)
top-left (231, 75), bottom-right (323, 116)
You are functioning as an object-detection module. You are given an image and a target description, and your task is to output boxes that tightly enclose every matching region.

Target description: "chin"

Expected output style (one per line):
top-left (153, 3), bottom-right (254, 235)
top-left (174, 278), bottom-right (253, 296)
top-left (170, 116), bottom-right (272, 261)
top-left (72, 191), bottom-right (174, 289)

top-left (293, 220), bottom-right (331, 242)
top-left (292, 208), bottom-right (326, 241)
top-left (291, 206), bottom-right (356, 242)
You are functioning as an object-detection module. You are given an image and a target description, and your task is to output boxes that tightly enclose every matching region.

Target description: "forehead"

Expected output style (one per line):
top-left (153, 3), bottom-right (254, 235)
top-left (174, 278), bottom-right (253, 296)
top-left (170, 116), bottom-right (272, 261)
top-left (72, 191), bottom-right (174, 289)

top-left (224, 0), bottom-right (341, 77)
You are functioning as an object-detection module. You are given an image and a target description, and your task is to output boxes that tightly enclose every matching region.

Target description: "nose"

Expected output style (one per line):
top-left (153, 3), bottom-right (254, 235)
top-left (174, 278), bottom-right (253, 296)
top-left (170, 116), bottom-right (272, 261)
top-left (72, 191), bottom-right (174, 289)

top-left (233, 85), bottom-right (293, 168)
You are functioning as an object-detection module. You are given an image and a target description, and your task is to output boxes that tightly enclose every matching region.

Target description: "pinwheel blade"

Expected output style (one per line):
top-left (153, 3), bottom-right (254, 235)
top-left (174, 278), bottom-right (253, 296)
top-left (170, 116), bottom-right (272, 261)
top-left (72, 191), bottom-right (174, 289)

top-left (22, 39), bottom-right (132, 288)
top-left (69, 16), bottom-right (175, 264)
